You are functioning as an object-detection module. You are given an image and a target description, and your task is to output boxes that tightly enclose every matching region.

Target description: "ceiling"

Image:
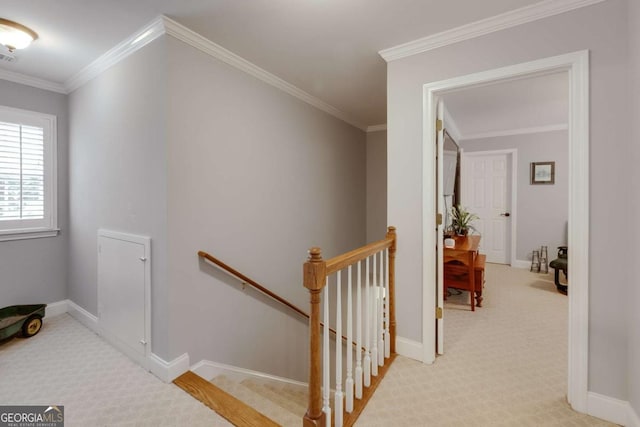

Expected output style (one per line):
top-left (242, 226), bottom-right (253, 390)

top-left (1, 0), bottom-right (556, 128)
top-left (443, 72), bottom-right (569, 140)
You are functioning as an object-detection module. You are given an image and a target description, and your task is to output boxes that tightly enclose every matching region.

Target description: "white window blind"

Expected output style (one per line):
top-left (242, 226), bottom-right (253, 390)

top-left (0, 106), bottom-right (57, 241)
top-left (0, 121), bottom-right (45, 220)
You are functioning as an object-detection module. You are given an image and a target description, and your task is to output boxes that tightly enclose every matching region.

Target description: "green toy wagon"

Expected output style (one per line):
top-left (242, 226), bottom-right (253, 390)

top-left (0, 304), bottom-right (46, 340)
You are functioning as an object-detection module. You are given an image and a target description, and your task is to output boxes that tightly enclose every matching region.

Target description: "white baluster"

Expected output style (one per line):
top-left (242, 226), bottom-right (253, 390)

top-left (378, 251), bottom-right (384, 367)
top-left (384, 248), bottom-right (391, 358)
top-left (371, 254), bottom-right (378, 376)
top-left (323, 278), bottom-right (331, 427)
top-left (355, 260), bottom-right (363, 398)
top-left (363, 257), bottom-right (371, 387)
top-left (345, 265), bottom-right (354, 412)
top-left (335, 272), bottom-right (344, 427)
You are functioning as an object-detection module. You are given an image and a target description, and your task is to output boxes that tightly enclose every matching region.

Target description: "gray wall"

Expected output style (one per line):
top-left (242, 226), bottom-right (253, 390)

top-left (628, 0), bottom-right (640, 416)
top-left (0, 79), bottom-right (68, 306)
top-left (387, 0), bottom-right (631, 399)
top-left (68, 37), bottom-right (170, 359)
top-left (366, 130), bottom-right (387, 242)
top-left (460, 131), bottom-right (568, 262)
top-left (165, 37), bottom-right (366, 380)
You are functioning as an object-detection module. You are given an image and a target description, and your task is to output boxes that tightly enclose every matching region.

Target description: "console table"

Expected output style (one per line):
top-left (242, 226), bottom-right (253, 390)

top-left (444, 235), bottom-right (485, 310)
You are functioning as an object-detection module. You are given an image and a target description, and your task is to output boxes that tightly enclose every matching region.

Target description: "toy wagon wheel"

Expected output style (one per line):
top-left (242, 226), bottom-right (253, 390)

top-left (22, 315), bottom-right (43, 337)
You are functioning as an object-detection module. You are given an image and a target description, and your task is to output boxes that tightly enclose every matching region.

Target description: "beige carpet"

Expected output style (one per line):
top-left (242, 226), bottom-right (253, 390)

top-left (0, 313), bottom-right (231, 427)
top-left (356, 263), bottom-right (616, 427)
top-left (0, 265), bottom-right (617, 426)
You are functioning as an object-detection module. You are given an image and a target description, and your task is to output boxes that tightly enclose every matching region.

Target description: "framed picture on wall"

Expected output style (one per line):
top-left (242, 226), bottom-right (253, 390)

top-left (531, 161), bottom-right (555, 185)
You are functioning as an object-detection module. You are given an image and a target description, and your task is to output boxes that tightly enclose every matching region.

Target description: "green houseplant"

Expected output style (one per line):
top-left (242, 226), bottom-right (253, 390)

top-left (450, 205), bottom-right (478, 236)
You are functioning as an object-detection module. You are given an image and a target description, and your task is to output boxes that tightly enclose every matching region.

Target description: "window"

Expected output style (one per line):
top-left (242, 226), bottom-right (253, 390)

top-left (0, 106), bottom-right (57, 241)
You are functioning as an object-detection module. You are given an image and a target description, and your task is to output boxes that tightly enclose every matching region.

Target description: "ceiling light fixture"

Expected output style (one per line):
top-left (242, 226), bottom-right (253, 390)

top-left (0, 18), bottom-right (38, 52)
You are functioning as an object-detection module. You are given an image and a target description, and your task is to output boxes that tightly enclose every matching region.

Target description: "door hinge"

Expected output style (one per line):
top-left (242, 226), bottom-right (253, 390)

top-left (436, 119), bottom-right (443, 132)
top-left (436, 213), bottom-right (443, 226)
top-left (436, 307), bottom-right (443, 319)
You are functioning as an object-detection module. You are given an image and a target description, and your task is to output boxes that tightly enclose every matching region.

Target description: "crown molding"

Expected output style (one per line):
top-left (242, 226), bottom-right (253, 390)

top-left (366, 124), bottom-right (387, 132)
top-left (0, 68), bottom-right (66, 94)
top-left (61, 15), bottom-right (365, 130)
top-left (459, 123), bottom-right (568, 141)
top-left (161, 17), bottom-right (366, 131)
top-left (64, 16), bottom-right (166, 93)
top-left (379, 0), bottom-right (608, 62)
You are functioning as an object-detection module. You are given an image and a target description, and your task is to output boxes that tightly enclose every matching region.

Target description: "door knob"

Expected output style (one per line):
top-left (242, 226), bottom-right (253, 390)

top-left (500, 212), bottom-right (511, 217)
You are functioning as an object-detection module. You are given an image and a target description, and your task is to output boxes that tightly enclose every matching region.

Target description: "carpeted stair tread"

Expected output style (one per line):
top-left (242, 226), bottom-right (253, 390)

top-left (211, 375), bottom-right (300, 427)
top-left (241, 379), bottom-right (308, 417)
top-left (246, 379), bottom-right (309, 408)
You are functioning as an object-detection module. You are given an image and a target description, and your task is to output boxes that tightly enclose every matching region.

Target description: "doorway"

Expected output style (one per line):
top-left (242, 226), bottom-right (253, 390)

top-left (422, 51), bottom-right (590, 412)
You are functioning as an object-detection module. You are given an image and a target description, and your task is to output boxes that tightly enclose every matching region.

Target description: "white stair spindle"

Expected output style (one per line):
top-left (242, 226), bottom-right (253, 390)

top-left (384, 248), bottom-right (391, 358)
top-left (363, 257), bottom-right (371, 387)
top-left (335, 272), bottom-right (344, 427)
top-left (378, 251), bottom-right (384, 366)
top-left (345, 265), bottom-right (354, 412)
top-left (371, 254), bottom-right (378, 376)
top-left (355, 260), bottom-right (363, 399)
top-left (323, 278), bottom-right (331, 426)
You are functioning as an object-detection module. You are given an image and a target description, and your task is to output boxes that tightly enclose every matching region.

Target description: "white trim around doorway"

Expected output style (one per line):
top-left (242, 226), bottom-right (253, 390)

top-left (460, 149), bottom-right (518, 267)
top-left (421, 50), bottom-right (589, 413)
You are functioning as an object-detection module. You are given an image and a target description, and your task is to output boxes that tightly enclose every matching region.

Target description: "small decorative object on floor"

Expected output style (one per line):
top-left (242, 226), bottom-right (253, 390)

top-left (530, 250), bottom-right (540, 272)
top-left (539, 246), bottom-right (549, 273)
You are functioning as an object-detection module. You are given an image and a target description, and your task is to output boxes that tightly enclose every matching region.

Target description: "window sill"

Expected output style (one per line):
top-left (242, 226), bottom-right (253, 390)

top-left (0, 228), bottom-right (60, 242)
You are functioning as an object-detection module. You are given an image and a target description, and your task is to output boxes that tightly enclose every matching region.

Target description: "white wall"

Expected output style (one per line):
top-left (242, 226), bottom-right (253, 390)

top-left (628, 0), bottom-right (640, 418)
top-left (165, 37), bottom-right (366, 380)
top-left (366, 130), bottom-right (387, 242)
top-left (68, 38), bottom-right (170, 358)
top-left (387, 0), bottom-right (631, 399)
top-left (0, 79), bottom-right (68, 306)
top-left (460, 131), bottom-right (568, 262)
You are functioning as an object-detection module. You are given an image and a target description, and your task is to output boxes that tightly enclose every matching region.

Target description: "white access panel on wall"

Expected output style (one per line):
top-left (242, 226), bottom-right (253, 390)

top-left (98, 230), bottom-right (151, 369)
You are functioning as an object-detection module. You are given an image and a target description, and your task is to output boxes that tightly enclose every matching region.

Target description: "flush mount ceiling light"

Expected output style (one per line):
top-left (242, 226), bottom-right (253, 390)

top-left (0, 18), bottom-right (38, 52)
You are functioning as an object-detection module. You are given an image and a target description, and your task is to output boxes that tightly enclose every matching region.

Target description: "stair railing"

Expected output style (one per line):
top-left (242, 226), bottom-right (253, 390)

top-left (198, 250), bottom-right (351, 344)
top-left (198, 250), bottom-right (309, 318)
top-left (304, 226), bottom-right (397, 427)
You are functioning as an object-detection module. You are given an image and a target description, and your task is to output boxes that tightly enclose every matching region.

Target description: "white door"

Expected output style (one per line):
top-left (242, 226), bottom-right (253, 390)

top-left (462, 153), bottom-right (511, 264)
top-left (98, 230), bottom-right (151, 366)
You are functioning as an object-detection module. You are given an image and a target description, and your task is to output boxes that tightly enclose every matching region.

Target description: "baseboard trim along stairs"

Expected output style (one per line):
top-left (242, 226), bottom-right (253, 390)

top-left (173, 371), bottom-right (280, 427)
top-left (175, 354), bottom-right (398, 427)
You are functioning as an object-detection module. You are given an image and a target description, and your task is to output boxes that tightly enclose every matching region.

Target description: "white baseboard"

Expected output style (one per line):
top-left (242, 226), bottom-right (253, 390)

top-left (149, 352), bottom-right (190, 383)
top-left (191, 360), bottom-right (307, 388)
top-left (66, 299), bottom-right (98, 330)
top-left (45, 300), bottom-right (69, 318)
top-left (587, 391), bottom-right (632, 426)
top-left (395, 336), bottom-right (423, 361)
top-left (512, 260), bottom-right (531, 269)
top-left (628, 402), bottom-right (640, 427)
top-left (61, 299), bottom-right (186, 383)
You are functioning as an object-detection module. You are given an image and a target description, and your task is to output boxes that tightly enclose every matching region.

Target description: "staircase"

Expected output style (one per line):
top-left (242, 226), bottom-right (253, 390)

top-left (189, 226), bottom-right (399, 427)
top-left (174, 370), bottom-right (308, 427)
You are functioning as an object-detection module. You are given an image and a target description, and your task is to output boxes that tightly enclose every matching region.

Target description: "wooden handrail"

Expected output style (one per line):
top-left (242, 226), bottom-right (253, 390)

top-left (325, 236), bottom-right (394, 275)
top-left (198, 250), bottom-right (309, 319)
top-left (198, 250), bottom-right (354, 347)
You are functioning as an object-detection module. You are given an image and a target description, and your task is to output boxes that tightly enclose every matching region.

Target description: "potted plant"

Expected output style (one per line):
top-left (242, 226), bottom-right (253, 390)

top-left (449, 205), bottom-right (478, 236)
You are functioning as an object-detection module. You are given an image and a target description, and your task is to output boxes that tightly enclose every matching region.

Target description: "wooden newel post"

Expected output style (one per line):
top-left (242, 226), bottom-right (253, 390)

top-left (303, 247), bottom-right (327, 427)
top-left (386, 226), bottom-right (397, 354)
